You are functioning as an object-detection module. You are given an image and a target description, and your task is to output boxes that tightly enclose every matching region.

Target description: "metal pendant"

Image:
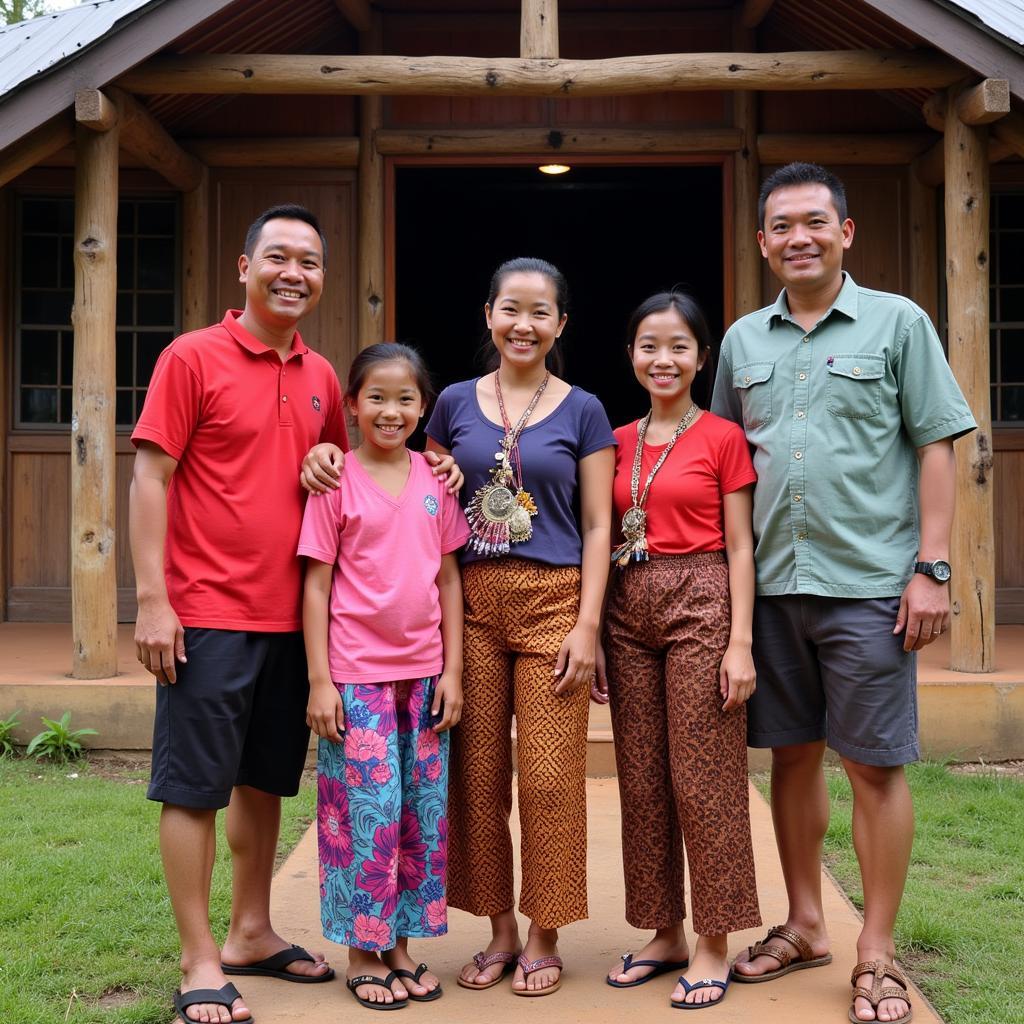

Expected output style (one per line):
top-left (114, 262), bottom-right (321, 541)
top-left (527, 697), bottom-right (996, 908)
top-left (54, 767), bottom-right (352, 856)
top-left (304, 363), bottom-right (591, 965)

top-left (621, 505), bottom-right (647, 539)
top-left (481, 484), bottom-right (516, 523)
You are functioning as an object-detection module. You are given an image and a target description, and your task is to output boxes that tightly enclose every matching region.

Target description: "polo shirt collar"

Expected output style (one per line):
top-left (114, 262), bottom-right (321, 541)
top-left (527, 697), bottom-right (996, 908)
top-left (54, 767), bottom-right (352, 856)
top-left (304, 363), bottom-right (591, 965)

top-left (765, 272), bottom-right (860, 329)
top-left (221, 309), bottom-right (309, 358)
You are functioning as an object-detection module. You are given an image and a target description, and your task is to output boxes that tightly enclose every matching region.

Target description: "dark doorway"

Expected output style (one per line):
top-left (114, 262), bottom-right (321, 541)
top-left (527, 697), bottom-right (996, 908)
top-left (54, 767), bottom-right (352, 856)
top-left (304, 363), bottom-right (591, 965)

top-left (394, 163), bottom-right (724, 431)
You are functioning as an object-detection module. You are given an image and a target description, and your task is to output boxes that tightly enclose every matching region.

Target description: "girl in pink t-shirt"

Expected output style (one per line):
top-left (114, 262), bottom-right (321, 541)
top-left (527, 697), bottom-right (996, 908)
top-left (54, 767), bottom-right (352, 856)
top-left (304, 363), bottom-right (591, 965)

top-left (299, 343), bottom-right (469, 1010)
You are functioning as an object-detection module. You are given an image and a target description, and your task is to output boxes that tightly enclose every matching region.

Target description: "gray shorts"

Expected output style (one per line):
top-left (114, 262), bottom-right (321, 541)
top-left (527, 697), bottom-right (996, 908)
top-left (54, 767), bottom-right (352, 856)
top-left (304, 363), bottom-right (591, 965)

top-left (748, 595), bottom-right (919, 767)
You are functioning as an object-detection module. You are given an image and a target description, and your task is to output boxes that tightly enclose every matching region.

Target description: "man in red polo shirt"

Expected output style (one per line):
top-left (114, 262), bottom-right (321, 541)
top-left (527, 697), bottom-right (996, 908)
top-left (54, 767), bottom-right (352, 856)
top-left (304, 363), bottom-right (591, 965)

top-left (130, 206), bottom-right (345, 1024)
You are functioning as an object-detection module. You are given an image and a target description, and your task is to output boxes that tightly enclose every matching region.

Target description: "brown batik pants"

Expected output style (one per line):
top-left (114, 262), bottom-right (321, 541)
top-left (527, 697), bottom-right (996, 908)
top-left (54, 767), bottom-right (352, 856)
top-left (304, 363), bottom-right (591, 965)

top-left (603, 552), bottom-right (761, 936)
top-left (447, 558), bottom-right (590, 930)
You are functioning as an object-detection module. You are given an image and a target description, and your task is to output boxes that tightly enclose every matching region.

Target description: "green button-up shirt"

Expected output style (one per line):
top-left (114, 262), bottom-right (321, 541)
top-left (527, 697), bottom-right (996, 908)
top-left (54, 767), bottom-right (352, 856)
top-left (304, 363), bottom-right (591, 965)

top-left (711, 274), bottom-right (976, 598)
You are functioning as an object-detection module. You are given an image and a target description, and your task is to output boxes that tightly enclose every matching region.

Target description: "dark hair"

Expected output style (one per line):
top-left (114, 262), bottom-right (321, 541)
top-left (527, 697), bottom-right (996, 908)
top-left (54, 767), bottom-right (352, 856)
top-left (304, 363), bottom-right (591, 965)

top-left (625, 290), bottom-right (715, 409)
top-left (243, 204), bottom-right (328, 266)
top-left (757, 162), bottom-right (848, 231)
top-left (479, 257), bottom-right (568, 376)
top-left (344, 342), bottom-right (435, 407)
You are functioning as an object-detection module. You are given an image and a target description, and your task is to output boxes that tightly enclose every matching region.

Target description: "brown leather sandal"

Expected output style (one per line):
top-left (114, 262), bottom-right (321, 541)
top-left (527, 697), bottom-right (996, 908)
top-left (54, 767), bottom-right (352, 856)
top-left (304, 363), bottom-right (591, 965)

top-left (849, 960), bottom-right (913, 1024)
top-left (730, 924), bottom-right (833, 983)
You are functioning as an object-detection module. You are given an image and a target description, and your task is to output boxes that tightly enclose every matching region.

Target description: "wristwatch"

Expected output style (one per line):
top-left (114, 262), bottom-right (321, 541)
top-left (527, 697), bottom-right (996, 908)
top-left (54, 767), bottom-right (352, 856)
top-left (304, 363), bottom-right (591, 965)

top-left (914, 560), bottom-right (952, 583)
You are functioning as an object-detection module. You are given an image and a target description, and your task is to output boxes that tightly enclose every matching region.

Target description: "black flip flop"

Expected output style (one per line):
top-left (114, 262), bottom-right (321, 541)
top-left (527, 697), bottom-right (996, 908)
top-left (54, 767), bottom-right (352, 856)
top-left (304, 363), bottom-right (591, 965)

top-left (174, 983), bottom-right (253, 1023)
top-left (392, 962), bottom-right (443, 1001)
top-left (607, 952), bottom-right (691, 988)
top-left (347, 970), bottom-right (408, 1011)
top-left (222, 943), bottom-right (335, 983)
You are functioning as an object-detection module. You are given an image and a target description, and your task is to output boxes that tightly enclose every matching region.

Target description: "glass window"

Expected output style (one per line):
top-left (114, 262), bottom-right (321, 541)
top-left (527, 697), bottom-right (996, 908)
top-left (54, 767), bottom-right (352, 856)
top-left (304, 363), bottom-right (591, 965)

top-left (14, 195), bottom-right (179, 429)
top-left (992, 192), bottom-right (1024, 426)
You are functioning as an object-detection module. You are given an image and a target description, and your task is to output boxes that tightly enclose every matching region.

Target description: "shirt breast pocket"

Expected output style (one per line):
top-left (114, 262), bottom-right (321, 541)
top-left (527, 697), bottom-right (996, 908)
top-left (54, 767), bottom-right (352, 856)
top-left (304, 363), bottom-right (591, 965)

top-left (826, 354), bottom-right (885, 419)
top-left (733, 361), bottom-right (774, 429)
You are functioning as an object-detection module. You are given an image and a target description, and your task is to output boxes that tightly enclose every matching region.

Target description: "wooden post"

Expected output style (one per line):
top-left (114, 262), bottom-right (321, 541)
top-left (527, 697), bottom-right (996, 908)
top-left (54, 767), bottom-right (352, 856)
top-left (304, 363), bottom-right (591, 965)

top-left (907, 161), bottom-right (939, 326)
top-left (358, 20), bottom-right (385, 348)
top-left (182, 166), bottom-right (210, 332)
top-left (733, 23), bottom-right (760, 321)
top-left (944, 84), bottom-right (995, 673)
top-left (521, 0), bottom-right (559, 59)
top-left (71, 121), bottom-right (119, 678)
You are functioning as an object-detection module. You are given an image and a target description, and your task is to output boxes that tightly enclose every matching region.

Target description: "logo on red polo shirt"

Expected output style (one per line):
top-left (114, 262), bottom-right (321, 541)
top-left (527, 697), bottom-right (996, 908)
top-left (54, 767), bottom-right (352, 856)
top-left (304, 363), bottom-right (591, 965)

top-left (311, 395), bottom-right (321, 412)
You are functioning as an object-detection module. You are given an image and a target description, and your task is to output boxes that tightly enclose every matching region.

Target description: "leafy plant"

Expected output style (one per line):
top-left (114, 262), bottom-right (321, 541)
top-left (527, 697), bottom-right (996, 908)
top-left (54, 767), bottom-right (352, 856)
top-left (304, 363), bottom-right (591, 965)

top-left (0, 710), bottom-right (21, 757)
top-left (25, 712), bottom-right (97, 763)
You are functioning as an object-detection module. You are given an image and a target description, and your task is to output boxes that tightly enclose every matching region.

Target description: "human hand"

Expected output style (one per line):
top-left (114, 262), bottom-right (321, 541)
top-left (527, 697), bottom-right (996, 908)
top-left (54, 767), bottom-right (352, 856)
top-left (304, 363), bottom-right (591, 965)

top-left (134, 598), bottom-right (186, 684)
top-left (300, 443), bottom-right (345, 494)
top-left (591, 641), bottom-right (610, 704)
top-left (553, 624), bottom-right (597, 696)
top-left (432, 671), bottom-right (464, 732)
top-left (894, 574), bottom-right (950, 652)
top-left (720, 641), bottom-right (756, 711)
top-left (306, 679), bottom-right (344, 743)
top-left (424, 450), bottom-right (464, 494)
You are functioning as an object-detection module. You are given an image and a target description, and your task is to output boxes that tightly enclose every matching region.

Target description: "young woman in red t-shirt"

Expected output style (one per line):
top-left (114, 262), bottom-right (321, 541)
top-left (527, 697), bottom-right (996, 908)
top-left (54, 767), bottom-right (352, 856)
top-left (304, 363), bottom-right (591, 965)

top-left (598, 291), bottom-right (762, 1009)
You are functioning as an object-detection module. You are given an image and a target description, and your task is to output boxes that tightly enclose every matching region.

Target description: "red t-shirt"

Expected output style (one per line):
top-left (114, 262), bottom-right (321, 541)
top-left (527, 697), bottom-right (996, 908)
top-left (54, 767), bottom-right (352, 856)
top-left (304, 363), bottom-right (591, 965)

top-left (612, 411), bottom-right (756, 555)
top-left (132, 311), bottom-right (349, 631)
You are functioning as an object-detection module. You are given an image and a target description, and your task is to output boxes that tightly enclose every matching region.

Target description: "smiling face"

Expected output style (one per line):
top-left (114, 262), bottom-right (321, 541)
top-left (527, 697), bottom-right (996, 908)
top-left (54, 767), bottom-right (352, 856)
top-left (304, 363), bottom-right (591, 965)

top-left (485, 271), bottom-right (567, 372)
top-left (347, 359), bottom-right (426, 453)
top-left (758, 182), bottom-right (854, 297)
top-left (238, 217), bottom-right (325, 327)
top-left (630, 307), bottom-right (706, 404)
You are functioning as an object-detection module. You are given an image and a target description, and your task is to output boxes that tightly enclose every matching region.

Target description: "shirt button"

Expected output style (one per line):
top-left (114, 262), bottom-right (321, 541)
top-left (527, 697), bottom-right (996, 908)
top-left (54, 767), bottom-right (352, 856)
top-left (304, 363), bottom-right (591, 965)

top-left (798, 372), bottom-right (807, 381)
top-left (794, 494), bottom-right (802, 502)
top-left (282, 395), bottom-right (288, 403)
top-left (796, 411), bottom-right (806, 419)
top-left (802, 336), bottom-right (810, 344)
top-left (797, 532), bottom-right (807, 541)
top-left (794, 451), bottom-right (803, 460)
top-left (744, 375), bottom-right (752, 384)
top-left (853, 367), bottom-right (862, 375)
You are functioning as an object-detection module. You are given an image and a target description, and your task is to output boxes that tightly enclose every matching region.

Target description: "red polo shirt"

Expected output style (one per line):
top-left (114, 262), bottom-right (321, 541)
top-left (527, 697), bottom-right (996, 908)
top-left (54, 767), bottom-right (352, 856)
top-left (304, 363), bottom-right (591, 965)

top-left (132, 311), bottom-right (349, 631)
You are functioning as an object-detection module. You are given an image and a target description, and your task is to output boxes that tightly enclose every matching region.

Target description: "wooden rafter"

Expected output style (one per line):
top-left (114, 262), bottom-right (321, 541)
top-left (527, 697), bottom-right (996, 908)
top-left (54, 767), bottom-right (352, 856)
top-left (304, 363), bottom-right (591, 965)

top-left (740, 0), bottom-right (775, 29)
top-left (182, 137), bottom-right (360, 166)
top-left (117, 50), bottom-right (963, 96)
top-left (956, 78), bottom-right (1010, 125)
top-left (333, 0), bottom-right (372, 35)
top-left (0, 113), bottom-right (73, 188)
top-left (521, 0), bottom-right (558, 59)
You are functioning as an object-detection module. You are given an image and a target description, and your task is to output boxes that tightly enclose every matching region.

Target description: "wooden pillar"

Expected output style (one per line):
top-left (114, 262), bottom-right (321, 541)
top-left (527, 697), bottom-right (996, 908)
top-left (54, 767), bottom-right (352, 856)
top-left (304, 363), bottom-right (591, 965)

top-left (182, 166), bottom-right (210, 332)
top-left (357, 19), bottom-right (385, 348)
top-left (71, 121), bottom-right (119, 678)
top-left (521, 0), bottom-right (558, 59)
top-left (944, 83), bottom-right (995, 672)
top-left (907, 161), bottom-right (939, 326)
top-left (733, 23), bottom-right (761, 322)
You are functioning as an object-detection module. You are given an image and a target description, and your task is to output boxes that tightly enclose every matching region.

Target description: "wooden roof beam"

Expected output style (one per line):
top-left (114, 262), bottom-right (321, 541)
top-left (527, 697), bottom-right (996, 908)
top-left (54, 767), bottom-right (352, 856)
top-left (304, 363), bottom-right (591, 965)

top-left (956, 78), bottom-right (1010, 125)
top-left (992, 111), bottom-right (1024, 161)
top-left (740, 0), bottom-right (775, 30)
top-left (182, 136), bottom-right (360, 166)
top-left (522, 0), bottom-right (558, 59)
top-left (333, 0), bottom-right (372, 35)
top-left (75, 89), bottom-right (118, 132)
top-left (117, 50), bottom-right (963, 96)
top-left (0, 111), bottom-right (73, 187)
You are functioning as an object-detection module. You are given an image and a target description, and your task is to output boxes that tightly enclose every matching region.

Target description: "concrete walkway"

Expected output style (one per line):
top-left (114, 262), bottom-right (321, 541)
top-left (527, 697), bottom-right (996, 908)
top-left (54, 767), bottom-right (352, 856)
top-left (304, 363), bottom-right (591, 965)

top-left (235, 779), bottom-right (942, 1024)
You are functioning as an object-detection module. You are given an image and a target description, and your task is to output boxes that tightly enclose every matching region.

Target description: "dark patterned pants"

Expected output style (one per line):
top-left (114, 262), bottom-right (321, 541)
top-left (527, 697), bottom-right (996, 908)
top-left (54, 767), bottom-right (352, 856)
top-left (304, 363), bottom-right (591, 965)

top-left (604, 552), bottom-right (761, 936)
top-left (447, 559), bottom-right (590, 929)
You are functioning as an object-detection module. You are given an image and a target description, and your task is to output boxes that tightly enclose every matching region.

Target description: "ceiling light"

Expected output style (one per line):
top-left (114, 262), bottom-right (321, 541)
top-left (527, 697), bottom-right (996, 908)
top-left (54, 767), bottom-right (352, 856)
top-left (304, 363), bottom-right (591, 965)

top-left (538, 163), bottom-right (571, 175)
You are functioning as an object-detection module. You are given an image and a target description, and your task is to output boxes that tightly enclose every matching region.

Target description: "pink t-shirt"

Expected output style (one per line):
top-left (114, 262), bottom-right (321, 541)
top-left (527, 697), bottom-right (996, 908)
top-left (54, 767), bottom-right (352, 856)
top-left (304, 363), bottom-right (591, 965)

top-left (297, 450), bottom-right (469, 684)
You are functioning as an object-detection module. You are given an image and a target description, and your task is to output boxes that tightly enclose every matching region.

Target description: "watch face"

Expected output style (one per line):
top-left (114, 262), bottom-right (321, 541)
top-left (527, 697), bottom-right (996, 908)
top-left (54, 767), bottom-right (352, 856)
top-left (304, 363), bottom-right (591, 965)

top-left (932, 560), bottom-right (952, 582)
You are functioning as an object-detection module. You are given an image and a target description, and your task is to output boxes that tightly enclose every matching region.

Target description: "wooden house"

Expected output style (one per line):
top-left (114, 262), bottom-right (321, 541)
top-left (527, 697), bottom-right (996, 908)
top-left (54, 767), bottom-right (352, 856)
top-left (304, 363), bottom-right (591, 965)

top-left (0, 0), bottom-right (1021, 687)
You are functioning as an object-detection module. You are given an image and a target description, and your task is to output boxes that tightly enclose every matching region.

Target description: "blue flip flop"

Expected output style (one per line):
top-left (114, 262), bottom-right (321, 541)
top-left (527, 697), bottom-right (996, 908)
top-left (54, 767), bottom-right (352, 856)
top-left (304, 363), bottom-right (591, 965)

top-left (670, 975), bottom-right (731, 1009)
top-left (607, 952), bottom-right (690, 988)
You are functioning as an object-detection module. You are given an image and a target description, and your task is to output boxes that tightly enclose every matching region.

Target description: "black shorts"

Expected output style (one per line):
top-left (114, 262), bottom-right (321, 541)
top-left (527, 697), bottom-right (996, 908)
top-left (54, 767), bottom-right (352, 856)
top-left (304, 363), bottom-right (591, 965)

top-left (147, 629), bottom-right (311, 810)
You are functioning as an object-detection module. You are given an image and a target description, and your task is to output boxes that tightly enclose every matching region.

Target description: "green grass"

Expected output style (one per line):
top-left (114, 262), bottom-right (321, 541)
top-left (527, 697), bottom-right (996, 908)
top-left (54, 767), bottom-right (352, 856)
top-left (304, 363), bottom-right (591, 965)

top-left (759, 762), bottom-right (1024, 1024)
top-left (0, 757), bottom-right (315, 1024)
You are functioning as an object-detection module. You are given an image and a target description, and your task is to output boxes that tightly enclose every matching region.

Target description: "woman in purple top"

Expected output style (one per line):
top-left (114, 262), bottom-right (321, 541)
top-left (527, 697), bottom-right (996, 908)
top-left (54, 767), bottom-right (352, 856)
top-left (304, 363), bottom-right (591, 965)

top-left (426, 257), bottom-right (615, 997)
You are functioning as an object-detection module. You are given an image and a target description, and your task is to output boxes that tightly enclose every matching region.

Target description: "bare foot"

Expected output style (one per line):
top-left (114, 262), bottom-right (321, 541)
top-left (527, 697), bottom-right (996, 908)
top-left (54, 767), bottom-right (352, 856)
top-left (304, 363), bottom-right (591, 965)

top-left (459, 911), bottom-right (521, 987)
top-left (348, 950), bottom-right (408, 1006)
top-left (221, 928), bottom-right (331, 981)
top-left (176, 959), bottom-right (251, 1024)
top-left (670, 936), bottom-right (729, 1007)
top-left (607, 927), bottom-right (689, 985)
top-left (512, 926), bottom-right (561, 994)
top-left (852, 956), bottom-right (912, 1023)
top-left (383, 940), bottom-right (440, 998)
top-left (731, 921), bottom-right (830, 979)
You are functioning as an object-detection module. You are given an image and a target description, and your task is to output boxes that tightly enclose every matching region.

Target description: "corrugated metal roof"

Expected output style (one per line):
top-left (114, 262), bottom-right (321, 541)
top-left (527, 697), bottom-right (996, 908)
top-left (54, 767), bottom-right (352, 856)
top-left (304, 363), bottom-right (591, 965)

top-left (949, 1), bottom-right (1024, 47)
top-left (0, 0), bottom-right (159, 100)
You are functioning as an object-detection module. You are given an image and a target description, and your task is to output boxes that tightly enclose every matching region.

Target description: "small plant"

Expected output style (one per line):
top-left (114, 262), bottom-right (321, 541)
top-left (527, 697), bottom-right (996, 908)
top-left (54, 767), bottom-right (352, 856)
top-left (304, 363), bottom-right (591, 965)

top-left (26, 712), bottom-right (97, 764)
top-left (0, 710), bottom-right (21, 757)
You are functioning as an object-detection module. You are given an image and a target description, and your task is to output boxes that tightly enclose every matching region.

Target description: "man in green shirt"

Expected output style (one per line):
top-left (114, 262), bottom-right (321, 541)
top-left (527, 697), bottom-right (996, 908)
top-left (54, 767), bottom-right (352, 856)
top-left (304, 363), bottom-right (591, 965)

top-left (711, 162), bottom-right (975, 1024)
